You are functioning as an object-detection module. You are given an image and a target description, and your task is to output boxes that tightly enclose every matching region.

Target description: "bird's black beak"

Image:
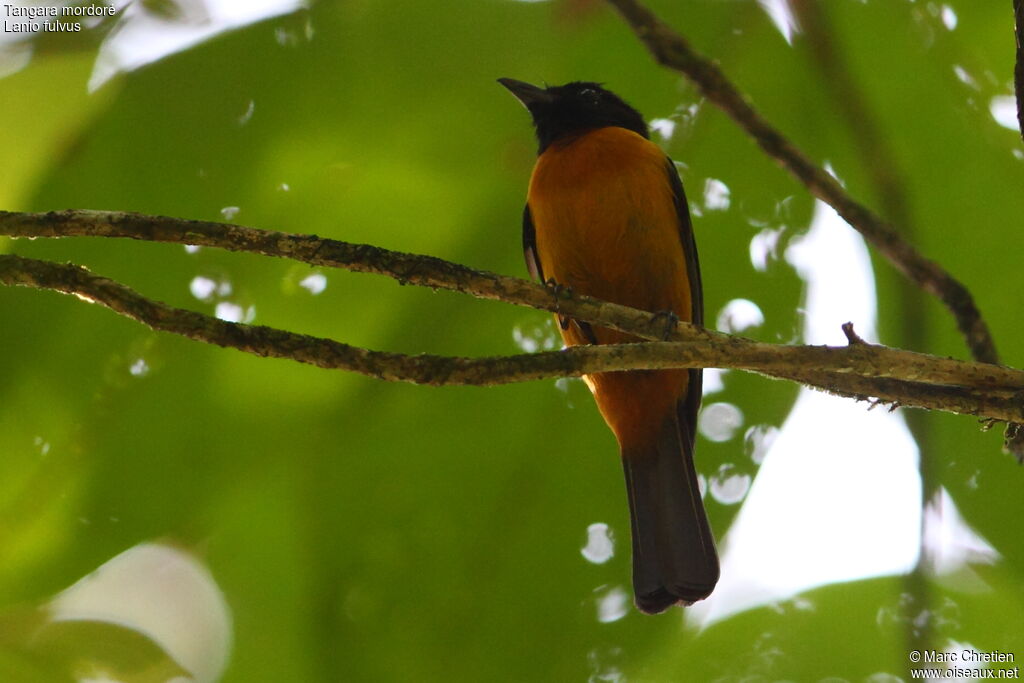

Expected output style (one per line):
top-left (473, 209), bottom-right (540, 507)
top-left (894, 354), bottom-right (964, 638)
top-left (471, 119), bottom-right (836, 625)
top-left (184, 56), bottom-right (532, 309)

top-left (498, 78), bottom-right (551, 109)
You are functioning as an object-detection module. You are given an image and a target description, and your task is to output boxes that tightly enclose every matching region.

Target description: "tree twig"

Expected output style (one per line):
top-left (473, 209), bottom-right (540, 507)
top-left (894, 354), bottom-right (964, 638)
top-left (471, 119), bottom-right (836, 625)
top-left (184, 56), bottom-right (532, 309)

top-left (841, 322), bottom-right (867, 346)
top-left (3, 216), bottom-right (1024, 425)
top-left (0, 208), bottom-right (694, 345)
top-left (604, 0), bottom-right (998, 367)
top-left (0, 209), bottom-right (1017, 387)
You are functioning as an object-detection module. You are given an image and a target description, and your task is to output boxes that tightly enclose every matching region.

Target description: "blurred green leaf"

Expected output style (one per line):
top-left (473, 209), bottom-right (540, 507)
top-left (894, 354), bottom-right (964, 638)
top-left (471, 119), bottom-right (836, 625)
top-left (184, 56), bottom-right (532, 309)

top-left (1, 0), bottom-right (1022, 681)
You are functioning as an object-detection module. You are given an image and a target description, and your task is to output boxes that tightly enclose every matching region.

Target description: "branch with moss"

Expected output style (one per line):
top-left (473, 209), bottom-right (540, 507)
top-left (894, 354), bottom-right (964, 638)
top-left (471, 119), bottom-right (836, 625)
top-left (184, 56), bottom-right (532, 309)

top-left (2, 211), bottom-right (1024, 434)
top-left (0, 208), bottom-right (701, 343)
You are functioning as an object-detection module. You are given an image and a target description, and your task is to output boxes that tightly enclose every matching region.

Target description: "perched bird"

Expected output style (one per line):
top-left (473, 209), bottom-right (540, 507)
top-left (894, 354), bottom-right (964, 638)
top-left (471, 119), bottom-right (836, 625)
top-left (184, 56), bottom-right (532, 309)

top-left (500, 79), bottom-right (719, 613)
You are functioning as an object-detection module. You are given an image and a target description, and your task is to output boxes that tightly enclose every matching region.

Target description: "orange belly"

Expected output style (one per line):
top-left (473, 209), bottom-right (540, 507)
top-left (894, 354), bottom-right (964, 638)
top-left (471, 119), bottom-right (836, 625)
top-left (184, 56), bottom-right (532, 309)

top-left (526, 127), bottom-right (692, 447)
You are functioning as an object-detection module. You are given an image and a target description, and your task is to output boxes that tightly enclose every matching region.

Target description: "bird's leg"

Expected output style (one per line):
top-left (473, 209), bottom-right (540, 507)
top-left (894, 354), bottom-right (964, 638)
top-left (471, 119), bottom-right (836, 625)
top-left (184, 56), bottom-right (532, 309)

top-left (544, 277), bottom-right (573, 300)
top-left (544, 278), bottom-right (574, 330)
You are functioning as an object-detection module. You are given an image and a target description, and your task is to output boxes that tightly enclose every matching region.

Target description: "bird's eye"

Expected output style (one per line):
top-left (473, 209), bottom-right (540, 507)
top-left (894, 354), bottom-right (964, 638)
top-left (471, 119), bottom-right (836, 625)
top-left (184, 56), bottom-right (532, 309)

top-left (578, 88), bottom-right (601, 104)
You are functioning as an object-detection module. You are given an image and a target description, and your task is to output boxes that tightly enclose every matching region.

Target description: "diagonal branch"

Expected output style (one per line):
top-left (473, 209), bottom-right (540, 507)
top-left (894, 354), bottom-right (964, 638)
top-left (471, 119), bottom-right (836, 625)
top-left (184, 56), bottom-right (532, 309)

top-left (0, 210), bottom-right (1010, 391)
top-left (0, 208), bottom-right (689, 345)
top-left (605, 0), bottom-right (998, 367)
top-left (1, 252), bottom-right (1023, 421)
top-left (3, 214), bottom-right (1024, 428)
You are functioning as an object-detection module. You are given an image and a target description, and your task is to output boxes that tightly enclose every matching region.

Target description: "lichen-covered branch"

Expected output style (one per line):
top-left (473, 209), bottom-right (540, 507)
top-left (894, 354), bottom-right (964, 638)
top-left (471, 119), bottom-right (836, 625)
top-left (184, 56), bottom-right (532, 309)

top-left (2, 249), bottom-right (1023, 424)
top-left (0, 208), bottom-right (690, 345)
top-left (0, 209), bottom-right (1015, 389)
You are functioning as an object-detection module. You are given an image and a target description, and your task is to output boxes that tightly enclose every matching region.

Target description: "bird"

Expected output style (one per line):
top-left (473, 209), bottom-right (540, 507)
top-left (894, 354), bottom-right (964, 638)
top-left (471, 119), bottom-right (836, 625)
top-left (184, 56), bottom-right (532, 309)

top-left (499, 78), bottom-right (719, 614)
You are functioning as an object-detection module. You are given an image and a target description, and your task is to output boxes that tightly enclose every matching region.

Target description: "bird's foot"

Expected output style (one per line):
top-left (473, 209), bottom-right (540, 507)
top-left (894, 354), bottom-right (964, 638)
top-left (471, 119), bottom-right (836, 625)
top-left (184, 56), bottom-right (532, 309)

top-left (649, 310), bottom-right (679, 341)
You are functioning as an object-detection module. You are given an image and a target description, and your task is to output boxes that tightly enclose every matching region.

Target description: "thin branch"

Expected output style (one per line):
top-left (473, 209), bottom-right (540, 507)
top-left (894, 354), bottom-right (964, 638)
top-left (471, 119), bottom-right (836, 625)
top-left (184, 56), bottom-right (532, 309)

top-left (2, 210), bottom-right (1020, 389)
top-left (781, 365), bottom-right (1024, 425)
top-left (604, 0), bottom-right (999, 366)
top-left (3, 246), bottom-right (1024, 423)
top-left (0, 208), bottom-right (691, 345)
top-left (841, 322), bottom-right (867, 346)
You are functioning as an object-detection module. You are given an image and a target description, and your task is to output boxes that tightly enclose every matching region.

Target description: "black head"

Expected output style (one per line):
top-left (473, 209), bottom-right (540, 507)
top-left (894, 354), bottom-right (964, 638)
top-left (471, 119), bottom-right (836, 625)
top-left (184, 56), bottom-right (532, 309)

top-left (498, 79), bottom-right (649, 153)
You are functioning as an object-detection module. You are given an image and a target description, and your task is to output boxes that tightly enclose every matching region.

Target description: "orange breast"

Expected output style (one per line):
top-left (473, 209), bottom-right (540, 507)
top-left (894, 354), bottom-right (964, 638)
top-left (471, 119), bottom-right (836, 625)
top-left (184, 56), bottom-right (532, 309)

top-left (526, 127), bottom-right (693, 447)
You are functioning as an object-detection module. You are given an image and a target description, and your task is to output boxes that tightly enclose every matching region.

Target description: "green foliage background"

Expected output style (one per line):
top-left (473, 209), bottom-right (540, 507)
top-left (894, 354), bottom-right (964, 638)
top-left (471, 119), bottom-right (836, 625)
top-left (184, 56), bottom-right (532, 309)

top-left (1, 0), bottom-right (1022, 680)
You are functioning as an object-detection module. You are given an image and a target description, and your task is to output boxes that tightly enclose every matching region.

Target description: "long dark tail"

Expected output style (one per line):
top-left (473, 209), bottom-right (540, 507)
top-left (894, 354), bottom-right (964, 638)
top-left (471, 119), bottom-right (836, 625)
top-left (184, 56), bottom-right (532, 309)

top-left (622, 409), bottom-right (719, 614)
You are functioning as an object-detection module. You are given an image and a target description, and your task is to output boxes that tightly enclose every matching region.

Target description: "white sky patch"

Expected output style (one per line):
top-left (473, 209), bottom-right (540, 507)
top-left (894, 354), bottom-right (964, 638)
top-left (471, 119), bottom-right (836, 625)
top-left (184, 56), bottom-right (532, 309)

top-left (299, 272), bottom-right (327, 295)
top-left (744, 424), bottom-right (779, 465)
top-left (709, 465), bottom-right (752, 506)
top-left (649, 117), bottom-right (676, 140)
top-left (716, 298), bottom-right (765, 334)
top-left (702, 367), bottom-right (726, 396)
top-left (749, 226), bottom-right (784, 272)
top-left (953, 65), bottom-right (978, 89)
top-left (940, 5), bottom-right (957, 30)
top-left (757, 0), bottom-right (799, 45)
top-left (512, 326), bottom-right (538, 353)
top-left (596, 586), bottom-right (629, 623)
top-left (923, 488), bottom-right (998, 580)
top-left (88, 0), bottom-right (307, 91)
top-left (689, 200), bottom-right (923, 628)
top-left (698, 402), bottom-right (744, 443)
top-left (220, 206), bottom-right (240, 221)
top-left (702, 178), bottom-right (731, 211)
top-left (512, 322), bottom-right (559, 353)
top-left (129, 358), bottom-right (150, 377)
top-left (581, 523), bottom-right (615, 564)
top-left (215, 302), bottom-right (248, 323)
top-left (0, 40), bottom-right (32, 79)
top-left (989, 96), bottom-right (1020, 131)
top-left (190, 275), bottom-right (217, 301)
top-left (49, 543), bottom-right (232, 683)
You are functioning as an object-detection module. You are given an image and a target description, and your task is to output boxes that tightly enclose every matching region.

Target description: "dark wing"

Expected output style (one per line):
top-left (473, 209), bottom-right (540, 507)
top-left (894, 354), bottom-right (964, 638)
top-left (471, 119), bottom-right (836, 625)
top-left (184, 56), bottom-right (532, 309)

top-left (665, 157), bottom-right (704, 441)
top-left (522, 204), bottom-right (544, 282)
top-left (523, 203), bottom-right (597, 343)
top-left (664, 158), bottom-right (703, 326)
